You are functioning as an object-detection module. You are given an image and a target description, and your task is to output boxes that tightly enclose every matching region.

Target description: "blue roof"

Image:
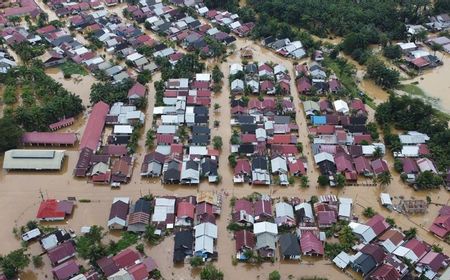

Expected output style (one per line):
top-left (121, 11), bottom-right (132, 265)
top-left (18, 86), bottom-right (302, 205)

top-left (311, 115), bottom-right (327, 125)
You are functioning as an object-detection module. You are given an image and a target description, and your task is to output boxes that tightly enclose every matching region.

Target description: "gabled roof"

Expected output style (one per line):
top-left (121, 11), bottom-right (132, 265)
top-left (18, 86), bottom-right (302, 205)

top-left (177, 201), bottom-right (195, 219)
top-left (300, 231), bottom-right (324, 255)
top-left (253, 221), bottom-right (277, 235)
top-left (253, 200), bottom-right (272, 217)
top-left (235, 230), bottom-right (255, 251)
top-left (279, 233), bottom-right (300, 256)
top-left (361, 244), bottom-right (386, 264)
top-left (369, 263), bottom-right (400, 280)
top-left (429, 215), bottom-right (450, 238)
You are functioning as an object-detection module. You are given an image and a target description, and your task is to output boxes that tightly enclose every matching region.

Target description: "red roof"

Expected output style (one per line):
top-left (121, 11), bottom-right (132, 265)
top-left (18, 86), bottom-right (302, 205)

top-left (404, 238), bottom-right (429, 260)
top-left (253, 200), bottom-right (272, 217)
top-left (128, 82), bottom-right (146, 98)
top-left (271, 144), bottom-right (298, 155)
top-left (171, 143), bottom-right (183, 155)
top-left (157, 134), bottom-right (174, 145)
top-left (335, 154), bottom-right (354, 172)
top-left (351, 99), bottom-right (367, 112)
top-left (418, 144), bottom-right (430, 155)
top-left (48, 241), bottom-right (76, 265)
top-left (177, 201), bottom-right (195, 219)
top-left (300, 231), bottom-right (324, 255)
top-left (127, 263), bottom-right (148, 280)
top-left (234, 199), bottom-right (253, 214)
top-left (366, 214), bottom-right (390, 236)
top-left (296, 77), bottom-right (312, 93)
top-left (241, 134), bottom-right (257, 143)
top-left (353, 156), bottom-right (372, 174)
top-left (80, 101), bottom-right (109, 150)
top-left (36, 25), bottom-right (57, 34)
top-left (37, 200), bottom-right (67, 220)
top-left (371, 159), bottom-right (389, 175)
top-left (316, 125), bottom-right (335, 135)
top-left (317, 211), bottom-right (337, 226)
top-left (52, 260), bottom-right (79, 280)
top-left (353, 134), bottom-right (372, 144)
top-left (192, 81), bottom-right (210, 89)
top-left (235, 230), bottom-right (255, 251)
top-left (234, 159), bottom-right (251, 175)
top-left (103, 145), bottom-right (128, 156)
top-left (369, 264), bottom-right (400, 280)
top-left (97, 257), bottom-right (119, 277)
top-left (22, 132), bottom-right (77, 145)
top-left (288, 159), bottom-right (306, 175)
top-left (429, 215), bottom-right (450, 238)
top-left (411, 57), bottom-right (429, 68)
top-left (268, 134), bottom-right (296, 145)
top-left (112, 249), bottom-right (139, 269)
top-left (196, 202), bottom-right (213, 216)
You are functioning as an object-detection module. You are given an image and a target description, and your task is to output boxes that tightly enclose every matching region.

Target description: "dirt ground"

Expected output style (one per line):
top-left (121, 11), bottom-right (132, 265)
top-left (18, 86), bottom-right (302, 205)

top-left (1, 3), bottom-right (449, 280)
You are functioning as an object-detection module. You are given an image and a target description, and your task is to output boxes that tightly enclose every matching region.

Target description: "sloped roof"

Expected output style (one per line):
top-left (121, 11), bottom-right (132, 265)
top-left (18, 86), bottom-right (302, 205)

top-left (279, 233), bottom-right (300, 256)
top-left (300, 231), bottom-right (323, 255)
top-left (235, 230), bottom-right (255, 251)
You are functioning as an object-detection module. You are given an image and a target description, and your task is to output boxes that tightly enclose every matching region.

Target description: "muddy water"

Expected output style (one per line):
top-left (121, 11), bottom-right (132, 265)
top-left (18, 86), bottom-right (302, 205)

top-left (409, 53), bottom-right (450, 113)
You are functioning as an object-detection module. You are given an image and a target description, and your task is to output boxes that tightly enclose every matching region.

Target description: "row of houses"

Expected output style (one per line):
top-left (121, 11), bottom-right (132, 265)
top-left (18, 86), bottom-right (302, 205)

top-left (67, 10), bottom-right (159, 75)
top-left (295, 63), bottom-right (344, 94)
top-left (2, 0), bottom-right (41, 18)
top-left (262, 37), bottom-right (307, 59)
top-left (230, 62), bottom-right (291, 95)
top-left (46, 0), bottom-right (115, 17)
top-left (232, 194), bottom-right (355, 261)
top-left (124, 0), bottom-right (236, 57)
top-left (333, 213), bottom-right (449, 280)
top-left (141, 75), bottom-right (220, 185)
top-left (0, 47), bottom-right (17, 73)
top-left (396, 41), bottom-right (443, 70)
top-left (74, 97), bottom-right (148, 185)
top-left (229, 99), bottom-right (306, 185)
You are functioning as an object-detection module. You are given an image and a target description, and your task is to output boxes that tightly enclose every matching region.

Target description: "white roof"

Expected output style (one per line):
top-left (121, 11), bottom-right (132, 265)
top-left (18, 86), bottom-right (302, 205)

top-left (231, 79), bottom-right (244, 90)
top-left (271, 156), bottom-right (287, 173)
top-left (397, 42), bottom-right (417, 50)
top-left (189, 146), bottom-right (208, 156)
top-left (380, 193), bottom-right (393, 206)
top-left (126, 52), bottom-right (143, 62)
top-left (161, 115), bottom-right (182, 124)
top-left (333, 251), bottom-right (351, 269)
top-left (114, 125), bottom-right (133, 134)
top-left (230, 63), bottom-right (243, 75)
top-left (399, 131), bottom-right (429, 144)
top-left (381, 239), bottom-right (400, 253)
top-left (195, 235), bottom-right (214, 254)
top-left (255, 128), bottom-right (267, 139)
top-left (22, 228), bottom-right (41, 241)
top-left (416, 158), bottom-right (437, 173)
top-left (410, 49), bottom-right (430, 58)
top-left (197, 6), bottom-right (209, 14)
top-left (314, 152), bottom-right (335, 164)
top-left (196, 73), bottom-right (211, 82)
top-left (362, 143), bottom-right (386, 156)
top-left (157, 125), bottom-right (177, 134)
top-left (253, 221), bottom-right (278, 235)
top-left (394, 145), bottom-right (419, 157)
top-left (108, 217), bottom-right (127, 227)
top-left (230, 21), bottom-right (241, 29)
top-left (155, 145), bottom-right (171, 155)
top-left (393, 246), bottom-right (418, 262)
top-left (294, 202), bottom-right (314, 221)
top-left (3, 149), bottom-right (65, 171)
top-left (194, 222), bottom-right (218, 238)
top-left (152, 197), bottom-right (175, 222)
top-left (352, 223), bottom-right (376, 243)
top-left (275, 202), bottom-right (294, 219)
top-left (338, 198), bottom-right (352, 218)
top-left (333, 100), bottom-right (349, 114)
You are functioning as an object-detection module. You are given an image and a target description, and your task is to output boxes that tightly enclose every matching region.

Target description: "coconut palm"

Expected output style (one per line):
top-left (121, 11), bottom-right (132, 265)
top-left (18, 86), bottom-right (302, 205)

top-left (377, 171), bottom-right (392, 187)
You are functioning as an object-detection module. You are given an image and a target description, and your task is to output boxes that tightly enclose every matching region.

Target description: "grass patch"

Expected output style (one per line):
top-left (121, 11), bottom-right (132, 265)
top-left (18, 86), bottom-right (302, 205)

top-left (107, 232), bottom-right (139, 255)
top-left (60, 61), bottom-right (88, 77)
top-left (398, 84), bottom-right (426, 97)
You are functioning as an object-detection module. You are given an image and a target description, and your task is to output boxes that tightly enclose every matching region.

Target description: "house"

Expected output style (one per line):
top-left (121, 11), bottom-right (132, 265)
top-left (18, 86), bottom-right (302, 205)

top-left (279, 233), bottom-right (301, 260)
top-left (338, 197), bottom-right (352, 221)
top-left (231, 79), bottom-right (244, 93)
top-left (369, 263), bottom-right (401, 280)
top-left (234, 159), bottom-right (251, 183)
top-left (108, 197), bottom-right (130, 230)
top-left (163, 159), bottom-right (181, 184)
top-left (253, 199), bottom-right (273, 221)
top-left (173, 230), bottom-right (193, 263)
top-left (3, 149), bottom-right (66, 171)
top-left (333, 100), bottom-right (349, 114)
top-left (233, 199), bottom-right (254, 225)
top-left (393, 238), bottom-right (429, 263)
top-left (416, 158), bottom-right (437, 174)
top-left (275, 202), bottom-right (295, 227)
top-left (354, 156), bottom-right (373, 177)
top-left (254, 221), bottom-right (277, 236)
top-left (416, 251), bottom-right (447, 279)
top-left (294, 202), bottom-right (315, 224)
top-left (351, 244), bottom-right (386, 276)
top-left (379, 229), bottom-right (405, 253)
top-left (194, 222), bottom-right (217, 257)
top-left (429, 210), bottom-right (450, 239)
top-left (128, 82), bottom-right (147, 104)
top-left (271, 156), bottom-right (288, 175)
top-left (255, 232), bottom-right (277, 258)
top-left (40, 229), bottom-right (71, 251)
top-left (235, 230), bottom-right (255, 256)
top-left (251, 156), bottom-right (270, 185)
top-left (175, 201), bottom-right (195, 227)
top-left (317, 211), bottom-right (337, 228)
top-left (371, 159), bottom-right (389, 176)
top-left (300, 231), bottom-right (324, 256)
top-left (180, 159), bottom-right (200, 184)
top-left (127, 198), bottom-right (151, 233)
top-left (48, 241), bottom-right (76, 266)
top-left (52, 260), bottom-right (79, 280)
top-left (141, 152), bottom-right (165, 177)
top-left (36, 199), bottom-right (74, 221)
top-left (152, 197), bottom-right (176, 231)
top-left (79, 101), bottom-right (109, 151)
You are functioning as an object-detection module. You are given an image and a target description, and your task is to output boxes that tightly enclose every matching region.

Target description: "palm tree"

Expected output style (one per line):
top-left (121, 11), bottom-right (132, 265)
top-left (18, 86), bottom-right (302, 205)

top-left (377, 171), bottom-right (392, 187)
top-left (213, 103), bottom-right (220, 112)
top-left (372, 147), bottom-right (383, 159)
top-left (363, 207), bottom-right (376, 218)
top-left (300, 176), bottom-right (309, 188)
top-left (176, 126), bottom-right (188, 143)
top-left (335, 173), bottom-right (346, 188)
top-left (430, 43), bottom-right (443, 56)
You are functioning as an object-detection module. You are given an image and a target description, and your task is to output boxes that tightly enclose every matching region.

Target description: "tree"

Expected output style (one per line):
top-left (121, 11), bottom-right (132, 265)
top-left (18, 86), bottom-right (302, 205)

top-left (403, 227), bottom-right (417, 239)
top-left (177, 126), bottom-right (188, 143)
top-left (335, 174), bottom-right (346, 188)
top-left (200, 264), bottom-right (224, 280)
top-left (212, 136), bottom-right (223, 150)
top-left (431, 244), bottom-right (443, 253)
top-left (377, 172), bottom-right (392, 187)
top-left (9, 16), bottom-right (21, 26)
top-left (394, 159), bottom-right (403, 173)
top-left (228, 153), bottom-right (237, 168)
top-left (383, 45), bottom-right (402, 59)
top-left (416, 171), bottom-right (443, 189)
top-left (135, 243), bottom-right (145, 254)
top-left (32, 255), bottom-right (43, 268)
top-left (317, 175), bottom-right (329, 186)
top-left (212, 65), bottom-right (224, 84)
top-left (214, 103), bottom-right (221, 112)
top-left (269, 270), bottom-right (281, 280)
top-left (190, 256), bottom-right (204, 267)
top-left (145, 129), bottom-right (156, 149)
top-left (430, 43), bottom-right (443, 56)
top-left (75, 226), bottom-right (107, 264)
top-left (0, 249), bottom-right (30, 278)
top-left (143, 225), bottom-right (160, 245)
top-left (300, 176), bottom-right (309, 188)
top-left (0, 117), bottom-right (23, 153)
top-left (366, 58), bottom-right (400, 89)
top-left (363, 207), bottom-right (376, 218)
top-left (386, 217), bottom-right (396, 227)
top-left (372, 147), bottom-right (383, 159)
top-left (137, 70), bottom-right (152, 84)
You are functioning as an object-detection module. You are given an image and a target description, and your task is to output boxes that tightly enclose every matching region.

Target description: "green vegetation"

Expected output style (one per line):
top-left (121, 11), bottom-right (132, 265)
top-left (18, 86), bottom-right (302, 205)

top-left (366, 57), bottom-right (400, 89)
top-left (137, 69), bottom-right (152, 84)
top-left (156, 53), bottom-right (205, 81)
top-left (190, 256), bottom-right (205, 267)
top-left (324, 224), bottom-right (357, 259)
top-left (212, 136), bottom-right (223, 150)
top-left (403, 227), bottom-right (417, 240)
top-left (75, 226), bottom-right (107, 265)
top-left (143, 225), bottom-right (161, 245)
top-left (363, 207), bottom-right (376, 218)
top-left (200, 264), bottom-right (224, 280)
top-left (376, 171), bottom-right (393, 187)
top-left (269, 270), bottom-right (281, 280)
top-left (416, 171), bottom-right (444, 189)
top-left (0, 117), bottom-right (23, 153)
top-left (0, 249), bottom-right (30, 278)
top-left (386, 217), bottom-right (396, 227)
top-left (12, 42), bottom-right (46, 63)
top-left (60, 61), bottom-right (88, 78)
top-left (317, 175), bottom-right (329, 187)
top-left (383, 45), bottom-right (402, 60)
top-left (90, 78), bottom-right (134, 105)
top-left (398, 84), bottom-right (427, 97)
top-left (145, 129), bottom-right (156, 149)
top-left (107, 232), bottom-right (139, 255)
top-left (212, 65), bottom-right (224, 93)
top-left (32, 255), bottom-right (43, 268)
top-left (376, 95), bottom-right (450, 171)
top-left (1, 63), bottom-right (84, 132)
top-left (127, 123), bottom-right (143, 154)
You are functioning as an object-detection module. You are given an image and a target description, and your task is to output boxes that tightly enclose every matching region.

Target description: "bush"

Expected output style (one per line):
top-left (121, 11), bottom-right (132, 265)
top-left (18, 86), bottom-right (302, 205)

top-left (32, 255), bottom-right (43, 268)
top-left (269, 270), bottom-right (281, 280)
